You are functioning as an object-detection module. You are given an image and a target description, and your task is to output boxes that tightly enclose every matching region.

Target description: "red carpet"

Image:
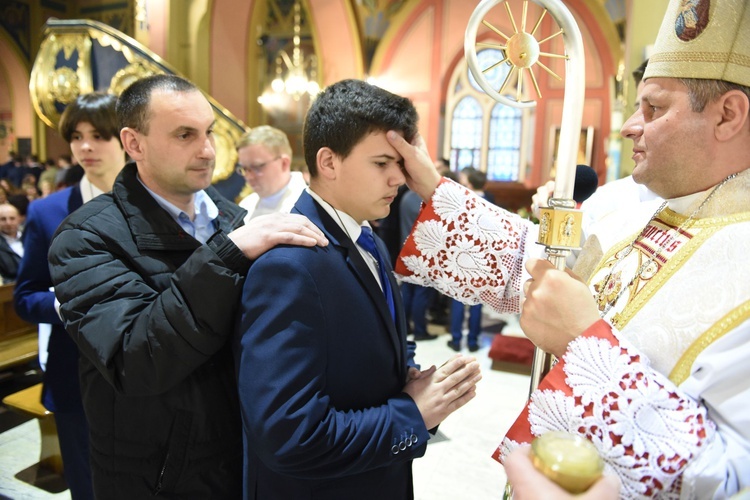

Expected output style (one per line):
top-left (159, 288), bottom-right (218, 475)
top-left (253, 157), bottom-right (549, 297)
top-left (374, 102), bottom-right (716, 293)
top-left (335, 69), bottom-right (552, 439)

top-left (488, 334), bottom-right (534, 375)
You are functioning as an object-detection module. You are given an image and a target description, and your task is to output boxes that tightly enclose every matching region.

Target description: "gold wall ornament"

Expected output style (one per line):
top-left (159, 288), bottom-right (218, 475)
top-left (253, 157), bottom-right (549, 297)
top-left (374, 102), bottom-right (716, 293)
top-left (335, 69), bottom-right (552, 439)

top-left (49, 67), bottom-right (81, 104)
top-left (212, 116), bottom-right (245, 186)
top-left (29, 19), bottom-right (249, 184)
top-left (30, 31), bottom-right (94, 129)
top-left (109, 61), bottom-right (161, 96)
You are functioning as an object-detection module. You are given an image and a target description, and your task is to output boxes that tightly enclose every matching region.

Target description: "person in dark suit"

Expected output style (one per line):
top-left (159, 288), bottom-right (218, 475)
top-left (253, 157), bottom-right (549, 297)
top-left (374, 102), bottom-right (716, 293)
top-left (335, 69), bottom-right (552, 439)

top-left (0, 202), bottom-right (23, 282)
top-left (13, 92), bottom-right (126, 500)
top-left (234, 79), bottom-right (482, 500)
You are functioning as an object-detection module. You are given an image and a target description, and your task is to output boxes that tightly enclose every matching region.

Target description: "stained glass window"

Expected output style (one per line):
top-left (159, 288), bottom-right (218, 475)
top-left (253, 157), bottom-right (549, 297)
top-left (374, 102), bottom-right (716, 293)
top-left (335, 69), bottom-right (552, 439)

top-left (488, 103), bottom-right (522, 181)
top-left (444, 48), bottom-right (528, 182)
top-left (451, 96), bottom-right (482, 171)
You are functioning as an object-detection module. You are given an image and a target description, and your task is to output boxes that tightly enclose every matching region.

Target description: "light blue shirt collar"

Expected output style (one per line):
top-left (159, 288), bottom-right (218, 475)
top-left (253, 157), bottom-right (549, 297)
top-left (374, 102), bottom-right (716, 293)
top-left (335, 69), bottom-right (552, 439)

top-left (138, 175), bottom-right (219, 244)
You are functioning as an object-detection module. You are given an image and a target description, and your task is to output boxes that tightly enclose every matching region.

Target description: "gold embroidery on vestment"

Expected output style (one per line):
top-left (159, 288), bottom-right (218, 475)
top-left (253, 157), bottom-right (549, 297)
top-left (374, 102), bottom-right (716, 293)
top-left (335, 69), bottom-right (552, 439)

top-left (589, 210), bottom-right (750, 372)
top-left (669, 300), bottom-right (750, 385)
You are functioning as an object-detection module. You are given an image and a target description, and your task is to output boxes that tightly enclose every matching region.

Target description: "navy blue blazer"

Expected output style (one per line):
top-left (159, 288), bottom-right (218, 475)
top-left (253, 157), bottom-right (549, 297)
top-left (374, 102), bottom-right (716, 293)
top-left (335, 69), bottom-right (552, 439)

top-left (14, 185), bottom-right (84, 412)
top-left (234, 191), bottom-right (428, 499)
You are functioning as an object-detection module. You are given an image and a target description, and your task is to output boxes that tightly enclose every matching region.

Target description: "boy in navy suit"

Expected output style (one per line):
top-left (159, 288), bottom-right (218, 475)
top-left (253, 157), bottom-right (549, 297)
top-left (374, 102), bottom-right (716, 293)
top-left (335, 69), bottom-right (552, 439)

top-left (234, 79), bottom-right (482, 499)
top-left (14, 92), bottom-right (126, 499)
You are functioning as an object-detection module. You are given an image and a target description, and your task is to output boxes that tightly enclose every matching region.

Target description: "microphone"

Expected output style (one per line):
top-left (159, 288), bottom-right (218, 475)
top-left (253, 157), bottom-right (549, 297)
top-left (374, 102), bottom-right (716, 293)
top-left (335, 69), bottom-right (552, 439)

top-left (573, 164), bottom-right (598, 204)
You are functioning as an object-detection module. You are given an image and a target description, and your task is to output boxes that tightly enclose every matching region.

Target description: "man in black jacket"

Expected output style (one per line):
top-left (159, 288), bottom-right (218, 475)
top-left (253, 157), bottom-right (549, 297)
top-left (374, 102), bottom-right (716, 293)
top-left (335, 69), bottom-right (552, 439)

top-left (48, 74), bottom-right (327, 498)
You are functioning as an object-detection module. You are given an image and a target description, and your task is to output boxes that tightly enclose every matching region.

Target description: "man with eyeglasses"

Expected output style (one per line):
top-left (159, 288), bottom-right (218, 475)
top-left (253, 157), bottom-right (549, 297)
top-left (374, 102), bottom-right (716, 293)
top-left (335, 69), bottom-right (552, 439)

top-left (236, 125), bottom-right (308, 223)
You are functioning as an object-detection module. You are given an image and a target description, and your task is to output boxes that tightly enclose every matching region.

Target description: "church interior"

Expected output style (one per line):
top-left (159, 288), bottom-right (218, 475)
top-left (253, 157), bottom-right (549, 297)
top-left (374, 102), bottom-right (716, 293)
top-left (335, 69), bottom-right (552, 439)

top-left (0, 0), bottom-right (671, 498)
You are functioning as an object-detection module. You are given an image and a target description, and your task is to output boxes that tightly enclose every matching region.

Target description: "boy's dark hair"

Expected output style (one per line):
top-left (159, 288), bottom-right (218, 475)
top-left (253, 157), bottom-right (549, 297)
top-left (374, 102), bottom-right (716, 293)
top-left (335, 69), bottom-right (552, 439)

top-left (61, 164), bottom-right (85, 187)
top-left (303, 79), bottom-right (418, 177)
top-left (117, 74), bottom-right (199, 134)
top-left (59, 92), bottom-right (120, 145)
top-left (466, 169), bottom-right (487, 190)
top-left (459, 166), bottom-right (487, 190)
top-left (7, 193), bottom-right (29, 217)
top-left (442, 169), bottom-right (459, 182)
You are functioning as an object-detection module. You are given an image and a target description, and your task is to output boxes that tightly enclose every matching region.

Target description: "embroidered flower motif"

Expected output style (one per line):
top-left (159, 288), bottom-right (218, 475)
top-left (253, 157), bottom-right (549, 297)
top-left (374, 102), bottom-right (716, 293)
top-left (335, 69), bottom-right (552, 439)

top-left (498, 335), bottom-right (715, 498)
top-left (398, 180), bottom-right (531, 313)
top-left (528, 389), bottom-right (582, 435)
top-left (411, 220), bottom-right (451, 260)
top-left (433, 183), bottom-right (472, 221)
top-left (443, 238), bottom-right (491, 282)
top-left (564, 336), bottom-right (633, 406)
top-left (399, 255), bottom-right (431, 282)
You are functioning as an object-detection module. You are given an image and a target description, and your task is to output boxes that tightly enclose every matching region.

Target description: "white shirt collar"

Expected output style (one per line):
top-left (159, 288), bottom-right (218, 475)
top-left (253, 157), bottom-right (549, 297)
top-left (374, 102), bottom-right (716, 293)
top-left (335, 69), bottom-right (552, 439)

top-left (306, 188), bottom-right (383, 286)
top-left (79, 176), bottom-right (105, 204)
top-left (306, 187), bottom-right (369, 242)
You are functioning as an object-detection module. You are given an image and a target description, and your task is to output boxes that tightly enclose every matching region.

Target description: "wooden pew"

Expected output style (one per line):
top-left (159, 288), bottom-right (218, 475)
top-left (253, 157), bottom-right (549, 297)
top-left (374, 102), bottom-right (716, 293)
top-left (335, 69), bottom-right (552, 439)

top-left (2, 383), bottom-right (63, 474)
top-left (0, 284), bottom-right (66, 491)
top-left (0, 283), bottom-right (38, 371)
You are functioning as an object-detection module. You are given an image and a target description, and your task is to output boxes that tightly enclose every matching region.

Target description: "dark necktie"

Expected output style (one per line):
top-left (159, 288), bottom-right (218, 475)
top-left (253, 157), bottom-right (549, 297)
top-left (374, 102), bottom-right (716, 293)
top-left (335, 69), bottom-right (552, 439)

top-left (356, 226), bottom-right (396, 323)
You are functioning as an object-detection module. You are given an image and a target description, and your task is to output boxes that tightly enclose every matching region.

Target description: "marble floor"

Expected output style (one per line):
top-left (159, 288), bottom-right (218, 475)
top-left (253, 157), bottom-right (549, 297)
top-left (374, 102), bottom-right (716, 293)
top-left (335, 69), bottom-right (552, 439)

top-left (0, 311), bottom-right (531, 500)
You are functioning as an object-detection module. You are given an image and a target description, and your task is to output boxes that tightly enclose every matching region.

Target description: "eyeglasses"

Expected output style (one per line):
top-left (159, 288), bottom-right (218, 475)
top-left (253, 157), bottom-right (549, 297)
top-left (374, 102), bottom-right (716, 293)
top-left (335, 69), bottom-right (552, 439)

top-left (235, 156), bottom-right (280, 176)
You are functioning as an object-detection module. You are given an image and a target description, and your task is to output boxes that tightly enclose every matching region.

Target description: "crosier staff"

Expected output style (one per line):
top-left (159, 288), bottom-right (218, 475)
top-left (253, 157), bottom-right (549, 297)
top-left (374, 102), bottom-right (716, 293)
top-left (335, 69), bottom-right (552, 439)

top-left (464, 0), bottom-right (585, 393)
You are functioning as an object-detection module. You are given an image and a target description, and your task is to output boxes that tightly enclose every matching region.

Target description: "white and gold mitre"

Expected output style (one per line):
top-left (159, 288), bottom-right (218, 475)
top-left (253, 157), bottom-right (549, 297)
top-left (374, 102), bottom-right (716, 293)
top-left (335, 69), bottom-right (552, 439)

top-left (644, 0), bottom-right (750, 87)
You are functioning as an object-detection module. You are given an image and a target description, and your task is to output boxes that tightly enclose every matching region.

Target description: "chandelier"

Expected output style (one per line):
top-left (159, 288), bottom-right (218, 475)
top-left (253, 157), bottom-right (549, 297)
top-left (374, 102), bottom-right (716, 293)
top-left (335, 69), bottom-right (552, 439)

top-left (270, 0), bottom-right (319, 101)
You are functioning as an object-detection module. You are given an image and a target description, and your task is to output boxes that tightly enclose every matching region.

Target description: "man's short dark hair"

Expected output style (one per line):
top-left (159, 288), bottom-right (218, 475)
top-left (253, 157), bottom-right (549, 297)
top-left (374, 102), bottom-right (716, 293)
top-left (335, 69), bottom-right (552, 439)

top-left (59, 92), bottom-right (120, 145)
top-left (680, 78), bottom-right (750, 113)
top-left (117, 74), bottom-right (199, 134)
top-left (303, 79), bottom-right (418, 177)
top-left (458, 167), bottom-right (486, 190)
top-left (632, 59), bottom-right (649, 87)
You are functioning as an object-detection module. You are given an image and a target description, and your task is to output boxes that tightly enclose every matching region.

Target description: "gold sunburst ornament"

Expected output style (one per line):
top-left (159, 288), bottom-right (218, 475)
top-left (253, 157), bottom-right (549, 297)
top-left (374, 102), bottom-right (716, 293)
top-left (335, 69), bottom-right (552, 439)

top-left (464, 0), bottom-right (585, 222)
top-left (465, 0), bottom-right (584, 118)
top-left (476, 0), bottom-right (569, 102)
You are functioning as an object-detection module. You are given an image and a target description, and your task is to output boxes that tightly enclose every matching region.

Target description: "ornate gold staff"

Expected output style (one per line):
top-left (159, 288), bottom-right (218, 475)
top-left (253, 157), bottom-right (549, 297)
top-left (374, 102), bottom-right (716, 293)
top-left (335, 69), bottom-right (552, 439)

top-left (464, 0), bottom-right (585, 393)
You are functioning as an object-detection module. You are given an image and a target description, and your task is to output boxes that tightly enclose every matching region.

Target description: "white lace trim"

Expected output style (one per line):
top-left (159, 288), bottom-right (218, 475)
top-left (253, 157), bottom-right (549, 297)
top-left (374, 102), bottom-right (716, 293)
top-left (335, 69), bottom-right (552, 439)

top-left (498, 334), bottom-right (715, 498)
top-left (397, 181), bottom-right (533, 314)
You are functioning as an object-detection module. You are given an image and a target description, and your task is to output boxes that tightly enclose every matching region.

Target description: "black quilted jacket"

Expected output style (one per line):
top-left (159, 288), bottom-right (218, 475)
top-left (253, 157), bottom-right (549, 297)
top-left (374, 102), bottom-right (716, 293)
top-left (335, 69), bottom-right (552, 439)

top-left (49, 163), bottom-right (248, 499)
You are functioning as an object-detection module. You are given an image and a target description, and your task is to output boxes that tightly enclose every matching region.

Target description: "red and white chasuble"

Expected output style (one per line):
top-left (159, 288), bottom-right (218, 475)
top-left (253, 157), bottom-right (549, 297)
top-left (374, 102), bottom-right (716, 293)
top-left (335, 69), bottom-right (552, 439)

top-left (395, 175), bottom-right (750, 498)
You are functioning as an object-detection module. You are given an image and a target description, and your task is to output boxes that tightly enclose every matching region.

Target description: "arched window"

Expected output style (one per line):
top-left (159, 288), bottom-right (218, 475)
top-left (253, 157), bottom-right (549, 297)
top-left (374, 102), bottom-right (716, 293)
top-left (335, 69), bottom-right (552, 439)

top-left (450, 96), bottom-right (482, 170)
top-left (444, 48), bottom-right (533, 182)
top-left (488, 103), bottom-right (522, 181)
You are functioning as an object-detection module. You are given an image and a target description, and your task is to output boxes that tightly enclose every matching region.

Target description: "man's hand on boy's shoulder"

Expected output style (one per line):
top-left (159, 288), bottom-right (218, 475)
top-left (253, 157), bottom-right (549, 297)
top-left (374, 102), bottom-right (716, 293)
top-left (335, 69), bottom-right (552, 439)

top-left (229, 213), bottom-right (328, 260)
